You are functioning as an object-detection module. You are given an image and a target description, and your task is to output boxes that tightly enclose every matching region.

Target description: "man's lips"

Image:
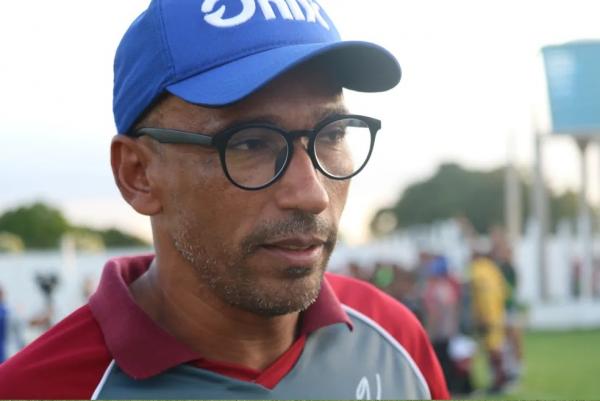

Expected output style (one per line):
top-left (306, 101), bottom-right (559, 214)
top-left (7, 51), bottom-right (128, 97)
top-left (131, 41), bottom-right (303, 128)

top-left (259, 236), bottom-right (326, 265)
top-left (262, 236), bottom-right (325, 249)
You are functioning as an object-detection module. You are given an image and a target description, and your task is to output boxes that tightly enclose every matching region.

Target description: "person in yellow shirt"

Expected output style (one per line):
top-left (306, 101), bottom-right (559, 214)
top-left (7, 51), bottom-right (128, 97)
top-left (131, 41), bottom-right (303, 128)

top-left (469, 242), bottom-right (508, 393)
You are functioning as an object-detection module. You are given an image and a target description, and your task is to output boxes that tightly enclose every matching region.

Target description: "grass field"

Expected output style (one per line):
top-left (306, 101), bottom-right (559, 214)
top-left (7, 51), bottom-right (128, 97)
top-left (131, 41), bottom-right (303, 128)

top-left (472, 329), bottom-right (600, 399)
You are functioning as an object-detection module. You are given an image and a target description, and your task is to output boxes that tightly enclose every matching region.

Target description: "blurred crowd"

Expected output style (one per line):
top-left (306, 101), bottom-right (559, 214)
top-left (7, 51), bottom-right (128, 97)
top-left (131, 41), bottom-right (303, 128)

top-left (345, 229), bottom-right (523, 396)
top-left (0, 273), bottom-right (97, 363)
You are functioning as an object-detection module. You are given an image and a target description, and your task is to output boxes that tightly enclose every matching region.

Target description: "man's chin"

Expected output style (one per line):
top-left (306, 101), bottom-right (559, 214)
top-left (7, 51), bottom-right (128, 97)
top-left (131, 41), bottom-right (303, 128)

top-left (228, 272), bottom-right (324, 317)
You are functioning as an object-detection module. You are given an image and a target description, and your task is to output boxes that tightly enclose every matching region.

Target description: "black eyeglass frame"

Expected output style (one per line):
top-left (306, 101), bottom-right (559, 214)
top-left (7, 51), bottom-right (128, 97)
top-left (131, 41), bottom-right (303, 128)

top-left (131, 114), bottom-right (381, 191)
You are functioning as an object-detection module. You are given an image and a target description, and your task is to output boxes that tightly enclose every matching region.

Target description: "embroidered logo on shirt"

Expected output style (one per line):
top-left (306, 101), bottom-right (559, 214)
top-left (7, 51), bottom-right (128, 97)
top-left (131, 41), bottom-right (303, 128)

top-left (355, 373), bottom-right (382, 400)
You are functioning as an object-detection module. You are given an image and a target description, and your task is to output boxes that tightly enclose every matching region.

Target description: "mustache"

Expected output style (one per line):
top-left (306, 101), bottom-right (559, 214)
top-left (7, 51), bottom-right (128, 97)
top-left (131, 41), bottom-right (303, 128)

top-left (241, 212), bottom-right (337, 253)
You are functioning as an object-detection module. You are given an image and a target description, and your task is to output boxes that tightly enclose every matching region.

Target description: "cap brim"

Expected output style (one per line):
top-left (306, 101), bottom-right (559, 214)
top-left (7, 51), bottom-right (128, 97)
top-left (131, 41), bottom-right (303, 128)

top-left (166, 41), bottom-right (401, 107)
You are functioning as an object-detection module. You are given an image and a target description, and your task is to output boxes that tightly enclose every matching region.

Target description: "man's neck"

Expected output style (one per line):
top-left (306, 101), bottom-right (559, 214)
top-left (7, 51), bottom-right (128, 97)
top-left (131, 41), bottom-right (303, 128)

top-left (129, 258), bottom-right (300, 371)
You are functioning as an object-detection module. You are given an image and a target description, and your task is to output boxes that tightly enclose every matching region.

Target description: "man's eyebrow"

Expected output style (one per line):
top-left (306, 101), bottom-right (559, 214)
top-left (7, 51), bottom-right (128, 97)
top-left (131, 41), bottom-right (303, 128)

top-left (222, 106), bottom-right (351, 129)
top-left (319, 105), bottom-right (350, 119)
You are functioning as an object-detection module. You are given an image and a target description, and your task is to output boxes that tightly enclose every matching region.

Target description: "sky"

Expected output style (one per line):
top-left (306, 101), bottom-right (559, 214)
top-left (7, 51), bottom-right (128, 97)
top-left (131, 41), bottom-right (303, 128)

top-left (1, 0), bottom-right (600, 244)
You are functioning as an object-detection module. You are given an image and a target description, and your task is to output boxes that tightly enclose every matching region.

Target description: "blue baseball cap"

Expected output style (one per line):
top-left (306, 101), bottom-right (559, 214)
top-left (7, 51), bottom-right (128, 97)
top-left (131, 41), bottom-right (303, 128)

top-left (114, 0), bottom-right (401, 134)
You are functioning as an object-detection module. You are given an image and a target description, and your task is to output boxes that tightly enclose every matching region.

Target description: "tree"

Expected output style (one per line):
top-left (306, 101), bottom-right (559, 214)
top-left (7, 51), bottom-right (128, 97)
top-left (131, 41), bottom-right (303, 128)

top-left (371, 162), bottom-right (585, 236)
top-left (71, 227), bottom-right (148, 248)
top-left (0, 202), bottom-right (149, 249)
top-left (0, 202), bottom-right (69, 248)
top-left (549, 190), bottom-right (580, 232)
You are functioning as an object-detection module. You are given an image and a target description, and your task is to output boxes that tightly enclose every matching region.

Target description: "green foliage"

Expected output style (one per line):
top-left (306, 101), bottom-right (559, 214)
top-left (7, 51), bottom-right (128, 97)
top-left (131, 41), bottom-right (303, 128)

top-left (101, 228), bottom-right (147, 248)
top-left (371, 163), bottom-right (586, 236)
top-left (0, 202), bottom-right (148, 250)
top-left (0, 202), bottom-right (69, 248)
top-left (549, 190), bottom-right (579, 230)
top-left (72, 227), bottom-right (148, 248)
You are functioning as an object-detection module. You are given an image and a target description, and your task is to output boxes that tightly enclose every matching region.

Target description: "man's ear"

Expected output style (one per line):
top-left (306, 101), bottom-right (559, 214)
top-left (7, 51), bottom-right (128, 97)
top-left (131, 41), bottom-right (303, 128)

top-left (111, 136), bottom-right (163, 216)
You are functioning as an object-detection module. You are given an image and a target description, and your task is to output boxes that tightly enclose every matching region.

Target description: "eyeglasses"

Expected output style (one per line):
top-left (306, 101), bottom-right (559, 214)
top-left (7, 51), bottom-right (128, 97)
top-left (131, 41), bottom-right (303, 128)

top-left (131, 114), bottom-right (381, 191)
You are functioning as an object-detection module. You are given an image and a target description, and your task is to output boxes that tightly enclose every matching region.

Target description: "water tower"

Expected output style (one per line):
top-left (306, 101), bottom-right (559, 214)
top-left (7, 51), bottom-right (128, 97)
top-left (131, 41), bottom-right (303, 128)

top-left (542, 40), bottom-right (600, 300)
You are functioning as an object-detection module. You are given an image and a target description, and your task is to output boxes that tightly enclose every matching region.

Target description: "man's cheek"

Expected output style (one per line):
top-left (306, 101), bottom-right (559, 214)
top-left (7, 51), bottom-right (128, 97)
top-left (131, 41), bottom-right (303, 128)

top-left (327, 181), bottom-right (350, 215)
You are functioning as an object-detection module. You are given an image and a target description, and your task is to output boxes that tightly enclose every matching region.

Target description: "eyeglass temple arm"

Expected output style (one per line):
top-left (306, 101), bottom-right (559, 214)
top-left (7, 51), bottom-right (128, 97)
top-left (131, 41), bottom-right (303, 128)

top-left (132, 128), bottom-right (214, 146)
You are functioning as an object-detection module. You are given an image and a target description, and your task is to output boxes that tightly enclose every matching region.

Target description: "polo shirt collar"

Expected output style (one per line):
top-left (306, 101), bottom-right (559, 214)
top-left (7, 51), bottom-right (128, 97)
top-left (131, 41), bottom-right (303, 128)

top-left (89, 254), bottom-right (351, 379)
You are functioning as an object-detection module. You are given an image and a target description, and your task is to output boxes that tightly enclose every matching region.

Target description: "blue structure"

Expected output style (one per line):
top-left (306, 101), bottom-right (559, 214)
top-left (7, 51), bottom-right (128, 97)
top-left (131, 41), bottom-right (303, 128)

top-left (542, 41), bottom-right (600, 135)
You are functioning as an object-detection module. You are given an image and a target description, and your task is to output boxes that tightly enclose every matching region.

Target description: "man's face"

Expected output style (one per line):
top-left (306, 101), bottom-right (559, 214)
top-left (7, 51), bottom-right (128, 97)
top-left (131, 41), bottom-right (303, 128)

top-left (146, 67), bottom-right (350, 316)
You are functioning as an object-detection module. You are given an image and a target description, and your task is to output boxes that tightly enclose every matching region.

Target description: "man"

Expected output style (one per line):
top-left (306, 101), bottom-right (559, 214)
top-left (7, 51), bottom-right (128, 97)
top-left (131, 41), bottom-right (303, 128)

top-left (0, 285), bottom-right (25, 363)
top-left (422, 256), bottom-right (460, 393)
top-left (0, 0), bottom-right (448, 399)
top-left (490, 228), bottom-right (522, 385)
top-left (0, 285), bottom-right (6, 362)
top-left (470, 240), bottom-right (508, 393)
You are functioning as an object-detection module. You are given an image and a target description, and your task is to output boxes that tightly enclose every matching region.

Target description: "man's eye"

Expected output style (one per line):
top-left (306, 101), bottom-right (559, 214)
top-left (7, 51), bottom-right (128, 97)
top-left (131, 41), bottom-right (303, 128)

top-left (319, 128), bottom-right (346, 143)
top-left (229, 138), bottom-right (269, 151)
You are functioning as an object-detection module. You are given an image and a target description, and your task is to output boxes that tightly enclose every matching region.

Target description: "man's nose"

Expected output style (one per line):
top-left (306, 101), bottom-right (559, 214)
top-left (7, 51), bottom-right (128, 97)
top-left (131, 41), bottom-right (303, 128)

top-left (273, 141), bottom-right (329, 214)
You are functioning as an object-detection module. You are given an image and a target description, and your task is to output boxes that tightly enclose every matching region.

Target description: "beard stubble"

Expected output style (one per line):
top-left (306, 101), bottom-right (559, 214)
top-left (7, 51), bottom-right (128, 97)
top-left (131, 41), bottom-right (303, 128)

top-left (172, 211), bottom-right (338, 316)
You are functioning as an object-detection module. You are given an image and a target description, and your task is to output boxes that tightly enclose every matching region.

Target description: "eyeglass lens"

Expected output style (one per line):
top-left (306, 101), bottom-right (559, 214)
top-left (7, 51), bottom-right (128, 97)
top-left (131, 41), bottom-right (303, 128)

top-left (224, 128), bottom-right (289, 189)
top-left (223, 118), bottom-right (372, 189)
top-left (314, 118), bottom-right (371, 178)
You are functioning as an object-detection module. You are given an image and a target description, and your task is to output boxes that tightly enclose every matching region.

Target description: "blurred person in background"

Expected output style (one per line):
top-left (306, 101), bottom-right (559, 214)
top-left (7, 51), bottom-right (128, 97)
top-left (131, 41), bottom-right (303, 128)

top-left (469, 239), bottom-right (509, 393)
top-left (408, 249), bottom-right (437, 323)
top-left (421, 256), bottom-right (462, 394)
top-left (0, 0), bottom-right (448, 398)
top-left (391, 265), bottom-right (422, 319)
top-left (371, 262), bottom-right (422, 322)
top-left (447, 333), bottom-right (476, 396)
top-left (346, 261), bottom-right (369, 282)
top-left (490, 228), bottom-right (523, 385)
top-left (28, 272), bottom-right (60, 332)
top-left (0, 285), bottom-right (25, 363)
top-left (371, 261), bottom-right (395, 292)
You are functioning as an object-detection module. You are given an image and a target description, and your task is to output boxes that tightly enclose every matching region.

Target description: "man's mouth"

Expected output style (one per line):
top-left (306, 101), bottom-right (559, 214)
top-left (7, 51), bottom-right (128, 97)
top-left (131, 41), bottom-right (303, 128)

top-left (259, 236), bottom-right (326, 266)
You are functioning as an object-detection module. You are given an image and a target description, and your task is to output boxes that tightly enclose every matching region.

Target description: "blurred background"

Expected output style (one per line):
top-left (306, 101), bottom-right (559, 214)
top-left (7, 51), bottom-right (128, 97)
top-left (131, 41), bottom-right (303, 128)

top-left (1, 0), bottom-right (600, 398)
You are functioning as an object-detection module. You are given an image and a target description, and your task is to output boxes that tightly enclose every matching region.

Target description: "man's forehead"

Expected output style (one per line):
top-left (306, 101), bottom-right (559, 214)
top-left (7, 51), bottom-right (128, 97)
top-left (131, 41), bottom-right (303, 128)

top-left (154, 65), bottom-right (345, 131)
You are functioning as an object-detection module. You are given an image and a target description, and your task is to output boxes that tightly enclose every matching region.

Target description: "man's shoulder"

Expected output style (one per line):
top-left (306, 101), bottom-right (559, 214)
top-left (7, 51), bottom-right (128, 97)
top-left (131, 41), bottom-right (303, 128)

top-left (324, 272), bottom-right (425, 358)
top-left (0, 304), bottom-right (112, 399)
top-left (325, 272), bottom-right (450, 400)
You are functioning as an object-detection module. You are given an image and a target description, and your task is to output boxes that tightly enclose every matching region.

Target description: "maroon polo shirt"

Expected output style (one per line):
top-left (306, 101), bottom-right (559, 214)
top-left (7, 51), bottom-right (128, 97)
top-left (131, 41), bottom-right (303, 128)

top-left (88, 254), bottom-right (352, 388)
top-left (0, 254), bottom-right (449, 399)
